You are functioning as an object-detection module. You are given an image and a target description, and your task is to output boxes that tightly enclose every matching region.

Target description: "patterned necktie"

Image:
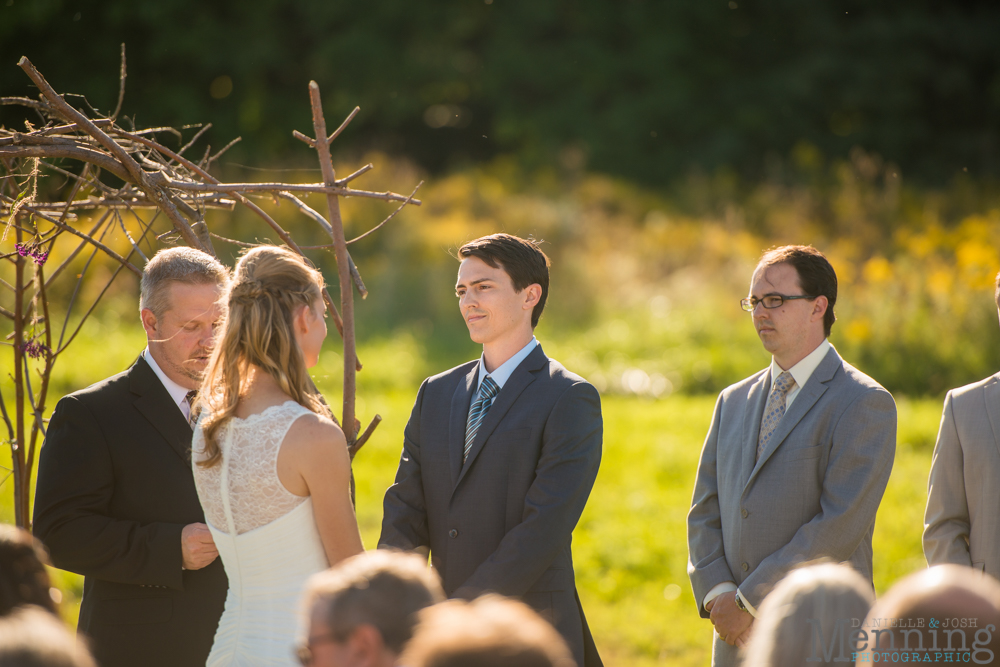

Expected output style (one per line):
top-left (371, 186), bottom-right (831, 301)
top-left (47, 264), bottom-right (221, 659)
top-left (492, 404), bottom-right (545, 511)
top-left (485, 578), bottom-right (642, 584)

top-left (757, 371), bottom-right (796, 460)
top-left (184, 390), bottom-right (198, 429)
top-left (464, 376), bottom-right (500, 463)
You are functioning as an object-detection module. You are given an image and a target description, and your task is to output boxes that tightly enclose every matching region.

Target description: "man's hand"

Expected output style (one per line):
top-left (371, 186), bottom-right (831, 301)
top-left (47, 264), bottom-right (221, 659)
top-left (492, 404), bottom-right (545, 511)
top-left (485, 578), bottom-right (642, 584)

top-left (181, 523), bottom-right (218, 570)
top-left (707, 591), bottom-right (753, 646)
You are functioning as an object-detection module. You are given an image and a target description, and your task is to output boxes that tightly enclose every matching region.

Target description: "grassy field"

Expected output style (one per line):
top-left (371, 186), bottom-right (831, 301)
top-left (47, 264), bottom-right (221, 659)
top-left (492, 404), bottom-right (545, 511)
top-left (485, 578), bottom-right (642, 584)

top-left (1, 331), bottom-right (944, 666)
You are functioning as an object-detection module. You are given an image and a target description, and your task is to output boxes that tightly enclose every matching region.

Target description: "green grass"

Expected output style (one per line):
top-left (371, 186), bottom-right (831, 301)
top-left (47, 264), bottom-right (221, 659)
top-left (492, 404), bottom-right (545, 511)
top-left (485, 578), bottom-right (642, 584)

top-left (1, 329), bottom-right (945, 666)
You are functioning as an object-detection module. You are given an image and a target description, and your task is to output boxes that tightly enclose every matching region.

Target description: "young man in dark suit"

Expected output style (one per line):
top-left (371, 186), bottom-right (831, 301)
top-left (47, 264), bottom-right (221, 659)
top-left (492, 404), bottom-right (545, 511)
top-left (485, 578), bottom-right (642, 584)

top-left (33, 247), bottom-right (230, 667)
top-left (380, 233), bottom-right (604, 667)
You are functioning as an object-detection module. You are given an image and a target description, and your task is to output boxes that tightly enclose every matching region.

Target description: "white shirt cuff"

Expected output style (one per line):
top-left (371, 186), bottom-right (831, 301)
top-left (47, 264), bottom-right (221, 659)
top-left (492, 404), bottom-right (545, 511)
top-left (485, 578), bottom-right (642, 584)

top-left (703, 581), bottom-right (737, 610)
top-left (736, 586), bottom-right (759, 618)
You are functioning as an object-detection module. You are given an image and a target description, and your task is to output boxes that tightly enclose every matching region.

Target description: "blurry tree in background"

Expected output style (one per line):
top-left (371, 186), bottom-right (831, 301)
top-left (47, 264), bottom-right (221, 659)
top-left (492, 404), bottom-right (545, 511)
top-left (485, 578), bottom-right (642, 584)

top-left (2, 0), bottom-right (998, 186)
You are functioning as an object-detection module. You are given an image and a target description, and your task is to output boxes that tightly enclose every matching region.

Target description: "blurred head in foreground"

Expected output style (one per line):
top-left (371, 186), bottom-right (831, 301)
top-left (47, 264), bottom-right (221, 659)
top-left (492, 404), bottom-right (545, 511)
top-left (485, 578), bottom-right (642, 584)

top-left (743, 562), bottom-right (873, 667)
top-left (856, 564), bottom-right (1000, 664)
top-left (299, 550), bottom-right (445, 667)
top-left (0, 606), bottom-right (95, 667)
top-left (400, 594), bottom-right (575, 667)
top-left (0, 525), bottom-right (58, 618)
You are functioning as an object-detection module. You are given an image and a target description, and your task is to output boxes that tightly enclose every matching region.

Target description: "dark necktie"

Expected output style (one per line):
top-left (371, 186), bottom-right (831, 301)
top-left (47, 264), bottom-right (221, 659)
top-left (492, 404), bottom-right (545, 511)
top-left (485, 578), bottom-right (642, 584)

top-left (464, 376), bottom-right (500, 463)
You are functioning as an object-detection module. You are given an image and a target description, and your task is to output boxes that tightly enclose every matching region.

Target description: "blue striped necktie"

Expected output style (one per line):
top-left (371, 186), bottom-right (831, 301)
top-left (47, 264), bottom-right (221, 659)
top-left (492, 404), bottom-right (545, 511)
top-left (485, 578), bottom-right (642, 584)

top-left (464, 375), bottom-right (500, 463)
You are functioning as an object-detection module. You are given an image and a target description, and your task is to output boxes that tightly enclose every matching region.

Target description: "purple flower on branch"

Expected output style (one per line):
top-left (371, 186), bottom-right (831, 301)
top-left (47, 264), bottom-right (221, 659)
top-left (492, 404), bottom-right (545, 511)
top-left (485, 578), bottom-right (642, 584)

top-left (13, 242), bottom-right (48, 265)
top-left (20, 339), bottom-right (51, 360)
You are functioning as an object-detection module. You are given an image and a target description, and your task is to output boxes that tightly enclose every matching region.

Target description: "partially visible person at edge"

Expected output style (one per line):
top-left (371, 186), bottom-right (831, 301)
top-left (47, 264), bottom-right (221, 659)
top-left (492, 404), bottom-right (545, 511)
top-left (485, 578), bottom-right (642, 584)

top-left (0, 525), bottom-right (59, 618)
top-left (687, 245), bottom-right (896, 667)
top-left (0, 606), bottom-right (98, 667)
top-left (379, 233), bottom-right (604, 667)
top-left (924, 269), bottom-right (1000, 578)
top-left (33, 247), bottom-right (230, 667)
top-left (192, 245), bottom-right (364, 666)
top-left (298, 550), bottom-right (445, 667)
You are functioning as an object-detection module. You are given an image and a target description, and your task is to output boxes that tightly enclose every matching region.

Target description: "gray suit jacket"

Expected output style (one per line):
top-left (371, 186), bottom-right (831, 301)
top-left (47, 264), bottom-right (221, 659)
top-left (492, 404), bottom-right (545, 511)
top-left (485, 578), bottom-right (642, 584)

top-left (924, 372), bottom-right (1000, 577)
top-left (687, 347), bottom-right (896, 666)
top-left (379, 345), bottom-right (603, 667)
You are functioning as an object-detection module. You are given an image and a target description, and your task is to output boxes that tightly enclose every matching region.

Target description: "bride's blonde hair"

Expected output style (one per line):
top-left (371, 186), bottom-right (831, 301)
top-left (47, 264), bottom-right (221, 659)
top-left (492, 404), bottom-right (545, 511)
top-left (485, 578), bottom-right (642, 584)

top-left (197, 245), bottom-right (330, 468)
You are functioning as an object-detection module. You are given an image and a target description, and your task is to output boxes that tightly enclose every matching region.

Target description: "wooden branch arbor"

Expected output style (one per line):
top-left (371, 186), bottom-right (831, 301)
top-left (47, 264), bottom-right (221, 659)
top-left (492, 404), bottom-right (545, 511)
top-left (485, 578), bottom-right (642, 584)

top-left (0, 52), bottom-right (422, 528)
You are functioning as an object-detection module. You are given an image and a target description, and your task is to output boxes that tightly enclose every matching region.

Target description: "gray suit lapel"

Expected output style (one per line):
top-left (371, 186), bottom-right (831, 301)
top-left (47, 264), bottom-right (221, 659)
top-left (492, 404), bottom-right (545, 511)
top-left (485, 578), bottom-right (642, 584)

top-left (983, 375), bottom-right (1000, 460)
top-left (454, 346), bottom-right (546, 490)
top-left (746, 347), bottom-right (840, 487)
top-left (741, 371), bottom-right (770, 488)
top-left (449, 365), bottom-right (479, 487)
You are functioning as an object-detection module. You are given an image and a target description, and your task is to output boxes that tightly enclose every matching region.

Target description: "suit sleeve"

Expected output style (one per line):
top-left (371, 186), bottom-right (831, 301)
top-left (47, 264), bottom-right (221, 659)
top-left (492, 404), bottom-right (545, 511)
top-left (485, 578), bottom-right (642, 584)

top-left (740, 387), bottom-right (896, 608)
top-left (378, 380), bottom-right (430, 553)
top-left (452, 381), bottom-right (602, 600)
top-left (687, 393), bottom-right (737, 618)
top-left (32, 395), bottom-right (185, 589)
top-left (923, 391), bottom-right (973, 567)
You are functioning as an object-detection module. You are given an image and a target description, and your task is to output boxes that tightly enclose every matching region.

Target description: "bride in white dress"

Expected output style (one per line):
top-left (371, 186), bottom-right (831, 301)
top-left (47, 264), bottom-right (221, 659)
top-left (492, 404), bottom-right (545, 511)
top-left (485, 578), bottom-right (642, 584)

top-left (192, 246), bottom-right (364, 666)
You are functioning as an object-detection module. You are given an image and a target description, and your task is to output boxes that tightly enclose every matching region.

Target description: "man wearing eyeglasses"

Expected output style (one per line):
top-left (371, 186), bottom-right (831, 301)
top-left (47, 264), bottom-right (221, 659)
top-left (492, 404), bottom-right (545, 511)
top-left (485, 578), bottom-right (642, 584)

top-left (687, 245), bottom-right (896, 667)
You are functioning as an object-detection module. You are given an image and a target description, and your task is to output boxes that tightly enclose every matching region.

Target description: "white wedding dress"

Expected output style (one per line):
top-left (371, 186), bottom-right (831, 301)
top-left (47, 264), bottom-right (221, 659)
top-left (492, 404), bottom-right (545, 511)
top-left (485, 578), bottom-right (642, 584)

top-left (193, 401), bottom-right (329, 667)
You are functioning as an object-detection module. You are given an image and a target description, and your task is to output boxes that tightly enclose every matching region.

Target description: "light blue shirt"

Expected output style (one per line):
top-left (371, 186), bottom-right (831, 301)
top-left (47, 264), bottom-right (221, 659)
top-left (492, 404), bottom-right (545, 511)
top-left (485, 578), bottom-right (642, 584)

top-left (474, 337), bottom-right (539, 397)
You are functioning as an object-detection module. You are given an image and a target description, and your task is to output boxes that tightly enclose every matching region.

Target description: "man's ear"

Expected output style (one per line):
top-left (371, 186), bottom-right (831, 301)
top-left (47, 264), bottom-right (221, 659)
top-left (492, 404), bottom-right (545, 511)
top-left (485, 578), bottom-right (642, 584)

top-left (811, 296), bottom-right (829, 323)
top-left (522, 283), bottom-right (542, 311)
top-left (140, 308), bottom-right (158, 338)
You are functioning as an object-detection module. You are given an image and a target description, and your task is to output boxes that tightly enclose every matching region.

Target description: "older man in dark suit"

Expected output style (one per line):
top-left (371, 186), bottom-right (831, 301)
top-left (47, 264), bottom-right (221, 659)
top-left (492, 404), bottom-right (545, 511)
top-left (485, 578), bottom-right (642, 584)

top-left (380, 233), bottom-right (603, 667)
top-left (33, 247), bottom-right (229, 667)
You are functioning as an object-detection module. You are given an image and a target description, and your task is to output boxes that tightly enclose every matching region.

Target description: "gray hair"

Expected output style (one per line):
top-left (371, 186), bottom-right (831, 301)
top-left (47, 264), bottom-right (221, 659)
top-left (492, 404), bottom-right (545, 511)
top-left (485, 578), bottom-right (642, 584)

top-left (139, 247), bottom-right (229, 317)
top-left (0, 606), bottom-right (97, 667)
top-left (302, 550), bottom-right (445, 654)
top-left (743, 562), bottom-right (874, 667)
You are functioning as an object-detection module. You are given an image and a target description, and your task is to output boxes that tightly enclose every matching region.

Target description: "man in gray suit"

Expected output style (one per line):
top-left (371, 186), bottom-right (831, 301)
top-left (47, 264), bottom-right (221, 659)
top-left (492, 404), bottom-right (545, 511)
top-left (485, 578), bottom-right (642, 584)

top-left (924, 271), bottom-right (1000, 578)
top-left (380, 233), bottom-right (603, 667)
top-left (687, 245), bottom-right (897, 666)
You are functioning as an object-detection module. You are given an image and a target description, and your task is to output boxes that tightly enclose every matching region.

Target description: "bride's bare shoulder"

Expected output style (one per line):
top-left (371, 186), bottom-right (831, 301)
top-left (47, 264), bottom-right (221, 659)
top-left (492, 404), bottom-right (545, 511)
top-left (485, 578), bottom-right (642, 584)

top-left (283, 411), bottom-right (348, 459)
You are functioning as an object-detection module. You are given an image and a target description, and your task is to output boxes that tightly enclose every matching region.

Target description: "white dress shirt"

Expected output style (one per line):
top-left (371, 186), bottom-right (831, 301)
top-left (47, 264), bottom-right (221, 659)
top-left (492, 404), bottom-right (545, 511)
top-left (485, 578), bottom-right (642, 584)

top-left (704, 338), bottom-right (833, 617)
top-left (143, 347), bottom-right (194, 422)
top-left (474, 337), bottom-right (539, 395)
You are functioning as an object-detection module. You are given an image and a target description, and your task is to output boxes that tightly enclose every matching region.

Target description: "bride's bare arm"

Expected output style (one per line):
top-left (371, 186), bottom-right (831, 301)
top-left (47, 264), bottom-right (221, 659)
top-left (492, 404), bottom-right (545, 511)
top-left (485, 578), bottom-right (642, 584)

top-left (277, 414), bottom-right (364, 565)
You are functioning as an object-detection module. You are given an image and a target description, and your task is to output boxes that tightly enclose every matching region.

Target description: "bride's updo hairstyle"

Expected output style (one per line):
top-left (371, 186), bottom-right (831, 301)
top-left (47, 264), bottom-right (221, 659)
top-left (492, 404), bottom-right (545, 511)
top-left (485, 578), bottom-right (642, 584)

top-left (198, 245), bottom-right (330, 468)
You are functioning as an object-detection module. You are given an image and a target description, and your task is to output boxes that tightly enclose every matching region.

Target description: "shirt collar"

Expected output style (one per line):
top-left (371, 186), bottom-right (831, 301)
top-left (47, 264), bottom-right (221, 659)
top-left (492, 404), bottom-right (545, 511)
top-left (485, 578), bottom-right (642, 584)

top-left (143, 347), bottom-right (192, 410)
top-left (770, 338), bottom-right (831, 390)
top-left (476, 337), bottom-right (538, 393)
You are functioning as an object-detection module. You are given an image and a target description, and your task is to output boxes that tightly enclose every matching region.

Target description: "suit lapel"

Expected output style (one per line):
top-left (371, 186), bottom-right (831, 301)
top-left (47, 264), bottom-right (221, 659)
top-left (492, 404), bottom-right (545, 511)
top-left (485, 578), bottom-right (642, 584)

top-left (983, 375), bottom-right (1000, 460)
top-left (449, 364), bottom-right (479, 487)
top-left (746, 347), bottom-right (839, 488)
top-left (741, 371), bottom-right (770, 488)
top-left (453, 346), bottom-right (546, 490)
top-left (130, 356), bottom-right (193, 464)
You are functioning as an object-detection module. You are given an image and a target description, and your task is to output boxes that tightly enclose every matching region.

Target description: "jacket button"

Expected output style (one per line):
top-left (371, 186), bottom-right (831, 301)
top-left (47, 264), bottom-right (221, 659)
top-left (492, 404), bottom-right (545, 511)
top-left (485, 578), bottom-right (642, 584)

top-left (742, 562), bottom-right (749, 572)
top-left (741, 508), bottom-right (749, 518)
top-left (449, 529), bottom-right (458, 538)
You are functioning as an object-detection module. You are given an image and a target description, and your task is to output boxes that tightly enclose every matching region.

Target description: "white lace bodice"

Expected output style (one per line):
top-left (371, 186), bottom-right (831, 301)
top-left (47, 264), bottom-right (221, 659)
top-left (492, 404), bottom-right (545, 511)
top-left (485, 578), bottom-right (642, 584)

top-left (192, 401), bottom-right (312, 535)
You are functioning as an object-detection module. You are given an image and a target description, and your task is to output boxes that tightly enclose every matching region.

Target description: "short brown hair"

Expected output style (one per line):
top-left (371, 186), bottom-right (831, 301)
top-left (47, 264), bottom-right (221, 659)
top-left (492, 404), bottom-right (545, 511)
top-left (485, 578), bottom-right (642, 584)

top-left (757, 245), bottom-right (838, 337)
top-left (139, 247), bottom-right (229, 318)
top-left (400, 595), bottom-right (575, 667)
top-left (303, 550), bottom-right (445, 654)
top-left (458, 234), bottom-right (550, 328)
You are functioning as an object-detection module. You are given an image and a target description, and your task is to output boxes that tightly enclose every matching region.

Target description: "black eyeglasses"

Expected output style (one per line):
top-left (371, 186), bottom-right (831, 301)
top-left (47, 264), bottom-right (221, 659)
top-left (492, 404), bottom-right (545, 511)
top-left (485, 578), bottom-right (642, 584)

top-left (740, 294), bottom-right (817, 312)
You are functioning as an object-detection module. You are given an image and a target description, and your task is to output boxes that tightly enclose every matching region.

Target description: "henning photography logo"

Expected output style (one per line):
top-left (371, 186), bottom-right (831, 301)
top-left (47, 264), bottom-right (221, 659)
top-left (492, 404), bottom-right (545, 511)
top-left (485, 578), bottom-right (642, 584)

top-left (805, 616), bottom-right (996, 663)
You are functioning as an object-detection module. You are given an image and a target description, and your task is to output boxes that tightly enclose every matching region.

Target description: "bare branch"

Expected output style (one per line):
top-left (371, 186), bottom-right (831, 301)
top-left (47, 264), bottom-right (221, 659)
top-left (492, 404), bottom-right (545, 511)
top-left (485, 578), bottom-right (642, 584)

top-left (177, 123), bottom-right (212, 159)
top-left (110, 43), bottom-right (127, 121)
top-left (348, 180), bottom-right (422, 245)
top-left (327, 106), bottom-right (360, 145)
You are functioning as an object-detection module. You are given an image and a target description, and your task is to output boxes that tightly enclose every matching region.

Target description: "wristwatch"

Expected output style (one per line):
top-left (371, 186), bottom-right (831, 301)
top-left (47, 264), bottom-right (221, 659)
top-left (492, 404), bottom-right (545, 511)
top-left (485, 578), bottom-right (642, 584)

top-left (734, 591), bottom-right (749, 614)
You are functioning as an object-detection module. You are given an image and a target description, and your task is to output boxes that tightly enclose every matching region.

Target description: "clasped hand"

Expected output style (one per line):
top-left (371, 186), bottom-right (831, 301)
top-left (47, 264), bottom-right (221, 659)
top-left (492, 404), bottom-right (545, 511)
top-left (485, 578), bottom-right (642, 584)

top-left (181, 523), bottom-right (219, 570)
top-left (706, 591), bottom-right (753, 648)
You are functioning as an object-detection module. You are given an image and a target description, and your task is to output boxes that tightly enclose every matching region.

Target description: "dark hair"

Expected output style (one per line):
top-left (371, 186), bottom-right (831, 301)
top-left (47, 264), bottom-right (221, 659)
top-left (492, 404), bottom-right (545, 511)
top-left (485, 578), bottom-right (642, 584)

top-left (0, 525), bottom-right (58, 618)
top-left (757, 245), bottom-right (838, 337)
top-left (304, 550), bottom-right (446, 654)
top-left (458, 234), bottom-right (550, 328)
